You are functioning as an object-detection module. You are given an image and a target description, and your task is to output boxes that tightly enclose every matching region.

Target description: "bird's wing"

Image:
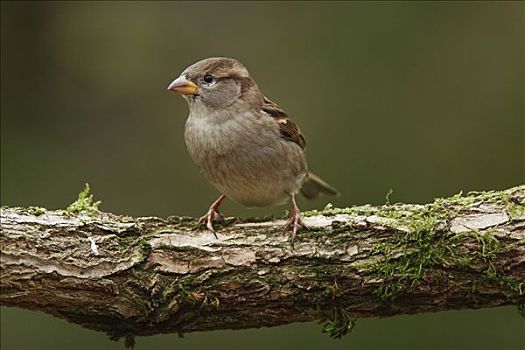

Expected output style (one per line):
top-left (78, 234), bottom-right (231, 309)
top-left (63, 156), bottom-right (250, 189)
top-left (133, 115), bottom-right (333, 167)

top-left (261, 96), bottom-right (307, 149)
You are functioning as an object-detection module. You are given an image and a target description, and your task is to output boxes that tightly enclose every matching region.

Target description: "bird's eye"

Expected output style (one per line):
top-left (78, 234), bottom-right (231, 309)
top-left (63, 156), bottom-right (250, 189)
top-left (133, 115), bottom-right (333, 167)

top-left (203, 74), bottom-right (214, 84)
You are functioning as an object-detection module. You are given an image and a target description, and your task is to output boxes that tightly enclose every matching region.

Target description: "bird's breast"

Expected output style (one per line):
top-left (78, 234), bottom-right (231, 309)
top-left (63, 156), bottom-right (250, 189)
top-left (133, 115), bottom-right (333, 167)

top-left (184, 111), bottom-right (307, 206)
top-left (184, 111), bottom-right (265, 160)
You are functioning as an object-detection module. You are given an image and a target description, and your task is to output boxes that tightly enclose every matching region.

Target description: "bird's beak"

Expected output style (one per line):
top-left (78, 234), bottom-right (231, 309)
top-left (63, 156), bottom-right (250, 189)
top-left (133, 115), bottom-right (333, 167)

top-left (167, 76), bottom-right (198, 95)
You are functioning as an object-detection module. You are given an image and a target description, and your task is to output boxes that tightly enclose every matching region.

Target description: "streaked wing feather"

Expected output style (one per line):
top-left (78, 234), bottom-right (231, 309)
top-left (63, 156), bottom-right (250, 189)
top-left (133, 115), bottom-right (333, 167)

top-left (261, 96), bottom-right (306, 149)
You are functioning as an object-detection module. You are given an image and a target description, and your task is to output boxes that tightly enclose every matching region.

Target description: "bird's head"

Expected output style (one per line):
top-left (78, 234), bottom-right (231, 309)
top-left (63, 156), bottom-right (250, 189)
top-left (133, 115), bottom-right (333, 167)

top-left (167, 57), bottom-right (262, 113)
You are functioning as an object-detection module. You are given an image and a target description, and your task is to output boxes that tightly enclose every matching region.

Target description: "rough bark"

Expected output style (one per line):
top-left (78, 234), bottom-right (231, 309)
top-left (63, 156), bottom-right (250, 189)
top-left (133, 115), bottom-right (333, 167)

top-left (1, 186), bottom-right (524, 342)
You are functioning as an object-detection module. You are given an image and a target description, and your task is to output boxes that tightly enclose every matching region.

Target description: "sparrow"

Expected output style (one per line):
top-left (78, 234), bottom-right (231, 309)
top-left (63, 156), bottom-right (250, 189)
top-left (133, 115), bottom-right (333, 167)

top-left (167, 57), bottom-right (337, 244)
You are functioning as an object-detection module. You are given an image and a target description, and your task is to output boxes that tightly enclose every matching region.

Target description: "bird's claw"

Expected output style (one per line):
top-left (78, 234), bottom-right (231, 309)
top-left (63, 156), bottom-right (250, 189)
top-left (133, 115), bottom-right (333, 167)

top-left (196, 195), bottom-right (226, 238)
top-left (284, 210), bottom-right (306, 249)
top-left (197, 209), bottom-right (223, 238)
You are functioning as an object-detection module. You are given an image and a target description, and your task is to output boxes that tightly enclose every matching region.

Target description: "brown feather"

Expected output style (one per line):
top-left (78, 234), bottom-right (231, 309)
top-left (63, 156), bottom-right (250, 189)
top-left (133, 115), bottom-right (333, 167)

top-left (300, 172), bottom-right (339, 199)
top-left (261, 96), bottom-right (306, 149)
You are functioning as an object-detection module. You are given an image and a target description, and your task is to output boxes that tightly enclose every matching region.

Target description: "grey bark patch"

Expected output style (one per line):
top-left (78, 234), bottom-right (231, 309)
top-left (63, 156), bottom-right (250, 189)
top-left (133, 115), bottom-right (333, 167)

top-left (450, 211), bottom-right (509, 233)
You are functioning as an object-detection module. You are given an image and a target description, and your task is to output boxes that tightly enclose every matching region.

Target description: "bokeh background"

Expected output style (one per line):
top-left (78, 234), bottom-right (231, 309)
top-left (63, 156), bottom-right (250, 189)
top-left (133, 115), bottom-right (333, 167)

top-left (1, 1), bottom-right (524, 349)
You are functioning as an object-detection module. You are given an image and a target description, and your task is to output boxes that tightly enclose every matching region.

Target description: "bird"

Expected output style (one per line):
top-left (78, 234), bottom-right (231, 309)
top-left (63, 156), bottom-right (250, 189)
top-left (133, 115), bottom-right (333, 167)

top-left (167, 57), bottom-right (338, 245)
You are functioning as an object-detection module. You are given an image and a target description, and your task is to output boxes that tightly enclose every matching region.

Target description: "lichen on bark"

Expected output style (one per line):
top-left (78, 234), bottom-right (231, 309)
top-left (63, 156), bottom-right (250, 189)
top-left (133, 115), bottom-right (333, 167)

top-left (1, 185), bottom-right (524, 345)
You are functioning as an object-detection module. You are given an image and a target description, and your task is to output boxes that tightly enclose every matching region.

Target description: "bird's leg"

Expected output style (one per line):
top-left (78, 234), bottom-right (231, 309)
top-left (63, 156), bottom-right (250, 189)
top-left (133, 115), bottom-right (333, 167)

top-left (197, 194), bottom-right (226, 237)
top-left (284, 193), bottom-right (306, 247)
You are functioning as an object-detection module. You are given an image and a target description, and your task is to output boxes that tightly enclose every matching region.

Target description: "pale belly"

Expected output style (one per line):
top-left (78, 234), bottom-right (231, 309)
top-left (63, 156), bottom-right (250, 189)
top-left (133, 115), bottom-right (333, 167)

top-left (205, 141), bottom-right (306, 206)
top-left (184, 113), bottom-right (307, 207)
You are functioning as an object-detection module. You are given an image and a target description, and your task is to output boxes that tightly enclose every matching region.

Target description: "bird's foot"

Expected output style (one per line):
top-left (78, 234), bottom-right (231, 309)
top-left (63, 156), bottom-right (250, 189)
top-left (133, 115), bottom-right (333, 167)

top-left (284, 209), bottom-right (306, 248)
top-left (197, 195), bottom-right (226, 238)
top-left (197, 209), bottom-right (224, 237)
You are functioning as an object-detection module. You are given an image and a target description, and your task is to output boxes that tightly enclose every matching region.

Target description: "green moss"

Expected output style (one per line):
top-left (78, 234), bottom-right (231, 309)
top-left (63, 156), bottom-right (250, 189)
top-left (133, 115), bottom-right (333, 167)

top-left (136, 237), bottom-right (152, 262)
top-left (365, 199), bottom-right (450, 300)
top-left (27, 206), bottom-right (47, 216)
top-left (305, 186), bottom-right (524, 303)
top-left (384, 188), bottom-right (394, 205)
top-left (66, 183), bottom-right (101, 214)
top-left (303, 202), bottom-right (378, 217)
top-left (364, 186), bottom-right (524, 302)
top-left (124, 336), bottom-right (135, 349)
top-left (467, 228), bottom-right (523, 294)
top-left (322, 280), bottom-right (344, 300)
top-left (507, 202), bottom-right (525, 221)
top-left (297, 226), bottom-right (331, 240)
top-left (321, 306), bottom-right (357, 339)
top-left (261, 273), bottom-right (285, 286)
top-left (166, 215), bottom-right (201, 230)
top-left (464, 186), bottom-right (524, 221)
top-left (518, 302), bottom-right (525, 318)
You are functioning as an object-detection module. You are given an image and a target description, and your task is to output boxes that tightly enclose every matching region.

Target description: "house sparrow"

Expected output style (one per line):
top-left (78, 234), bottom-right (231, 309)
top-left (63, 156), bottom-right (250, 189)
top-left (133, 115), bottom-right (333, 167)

top-left (167, 57), bottom-right (337, 244)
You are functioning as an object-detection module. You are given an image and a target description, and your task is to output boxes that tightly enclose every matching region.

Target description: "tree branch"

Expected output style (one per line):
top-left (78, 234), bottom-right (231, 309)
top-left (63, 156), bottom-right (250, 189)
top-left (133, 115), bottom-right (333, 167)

top-left (1, 186), bottom-right (524, 342)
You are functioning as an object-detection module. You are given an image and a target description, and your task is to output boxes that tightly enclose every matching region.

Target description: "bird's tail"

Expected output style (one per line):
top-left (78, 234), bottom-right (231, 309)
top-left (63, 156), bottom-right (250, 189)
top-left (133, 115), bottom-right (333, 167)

top-left (300, 172), bottom-right (339, 199)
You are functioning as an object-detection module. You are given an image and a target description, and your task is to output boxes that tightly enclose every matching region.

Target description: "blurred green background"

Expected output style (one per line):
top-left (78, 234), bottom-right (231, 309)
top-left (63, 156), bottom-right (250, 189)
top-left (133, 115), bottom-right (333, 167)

top-left (1, 1), bottom-right (524, 349)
